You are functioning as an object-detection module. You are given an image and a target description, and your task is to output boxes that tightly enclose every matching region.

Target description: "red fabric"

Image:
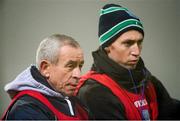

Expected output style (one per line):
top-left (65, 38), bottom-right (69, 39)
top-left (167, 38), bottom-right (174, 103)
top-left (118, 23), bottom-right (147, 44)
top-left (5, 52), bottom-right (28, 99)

top-left (74, 71), bottom-right (158, 120)
top-left (1, 90), bottom-right (88, 120)
top-left (145, 82), bottom-right (159, 119)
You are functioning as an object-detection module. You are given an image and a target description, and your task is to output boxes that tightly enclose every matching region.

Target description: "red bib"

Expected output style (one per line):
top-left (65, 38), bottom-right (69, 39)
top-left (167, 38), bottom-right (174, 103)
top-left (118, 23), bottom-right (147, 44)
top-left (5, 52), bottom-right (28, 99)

top-left (1, 90), bottom-right (88, 120)
top-left (75, 71), bottom-right (158, 120)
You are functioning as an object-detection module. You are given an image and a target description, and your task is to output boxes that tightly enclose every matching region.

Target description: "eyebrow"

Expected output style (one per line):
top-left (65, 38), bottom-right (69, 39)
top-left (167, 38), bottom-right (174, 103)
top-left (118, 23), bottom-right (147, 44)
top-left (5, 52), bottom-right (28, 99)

top-left (65, 60), bottom-right (84, 66)
top-left (122, 38), bottom-right (143, 43)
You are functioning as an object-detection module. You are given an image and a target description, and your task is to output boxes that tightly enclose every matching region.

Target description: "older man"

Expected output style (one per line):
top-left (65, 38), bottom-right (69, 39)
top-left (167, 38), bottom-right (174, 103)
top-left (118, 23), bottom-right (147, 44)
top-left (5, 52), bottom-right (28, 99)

top-left (2, 34), bottom-right (88, 120)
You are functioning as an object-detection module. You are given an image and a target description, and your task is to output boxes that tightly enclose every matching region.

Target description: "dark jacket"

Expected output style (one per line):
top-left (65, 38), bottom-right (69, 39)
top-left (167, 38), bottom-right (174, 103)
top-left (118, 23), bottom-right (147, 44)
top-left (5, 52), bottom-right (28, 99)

top-left (77, 48), bottom-right (180, 120)
top-left (2, 65), bottom-right (89, 120)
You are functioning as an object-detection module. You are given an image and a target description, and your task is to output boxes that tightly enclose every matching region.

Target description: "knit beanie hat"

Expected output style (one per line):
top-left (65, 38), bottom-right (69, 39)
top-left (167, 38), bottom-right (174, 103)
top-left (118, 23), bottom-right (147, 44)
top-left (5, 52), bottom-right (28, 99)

top-left (99, 4), bottom-right (144, 48)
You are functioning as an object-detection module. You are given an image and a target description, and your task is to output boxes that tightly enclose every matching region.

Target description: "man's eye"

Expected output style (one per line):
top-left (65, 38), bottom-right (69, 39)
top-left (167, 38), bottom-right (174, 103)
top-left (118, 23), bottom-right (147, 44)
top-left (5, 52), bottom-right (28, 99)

top-left (124, 41), bottom-right (133, 47)
top-left (79, 64), bottom-right (83, 69)
top-left (138, 40), bottom-right (143, 46)
top-left (67, 64), bottom-right (75, 69)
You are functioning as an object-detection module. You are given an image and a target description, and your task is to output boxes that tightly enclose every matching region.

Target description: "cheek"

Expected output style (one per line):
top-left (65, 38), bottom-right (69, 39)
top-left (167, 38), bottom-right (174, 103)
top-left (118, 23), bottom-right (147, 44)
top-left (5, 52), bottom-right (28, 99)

top-left (50, 68), bottom-right (64, 83)
top-left (55, 70), bottom-right (72, 84)
top-left (113, 49), bottom-right (129, 63)
top-left (113, 49), bottom-right (124, 58)
top-left (55, 70), bottom-right (66, 81)
top-left (51, 71), bottom-right (66, 90)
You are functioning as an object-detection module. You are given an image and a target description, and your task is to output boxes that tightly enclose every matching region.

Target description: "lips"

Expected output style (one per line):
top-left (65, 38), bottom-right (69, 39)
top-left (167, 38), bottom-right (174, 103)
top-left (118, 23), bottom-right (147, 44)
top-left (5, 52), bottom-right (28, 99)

top-left (128, 60), bottom-right (138, 65)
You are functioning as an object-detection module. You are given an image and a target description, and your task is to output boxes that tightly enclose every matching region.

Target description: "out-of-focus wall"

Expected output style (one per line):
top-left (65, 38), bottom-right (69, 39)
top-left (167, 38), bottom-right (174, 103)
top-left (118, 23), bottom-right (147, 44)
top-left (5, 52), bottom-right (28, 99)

top-left (1, 0), bottom-right (179, 116)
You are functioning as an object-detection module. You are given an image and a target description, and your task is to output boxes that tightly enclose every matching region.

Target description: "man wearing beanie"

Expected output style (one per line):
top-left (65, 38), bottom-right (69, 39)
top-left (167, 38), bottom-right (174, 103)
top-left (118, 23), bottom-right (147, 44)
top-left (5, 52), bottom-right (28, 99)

top-left (74, 4), bottom-right (180, 120)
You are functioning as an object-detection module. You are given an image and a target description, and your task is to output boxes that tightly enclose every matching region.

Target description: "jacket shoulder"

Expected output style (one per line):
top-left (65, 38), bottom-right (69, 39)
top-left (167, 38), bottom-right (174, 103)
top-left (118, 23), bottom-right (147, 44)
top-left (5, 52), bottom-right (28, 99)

top-left (77, 78), bottom-right (126, 119)
top-left (150, 75), bottom-right (180, 119)
top-left (78, 78), bottom-right (114, 101)
top-left (6, 95), bottom-right (54, 120)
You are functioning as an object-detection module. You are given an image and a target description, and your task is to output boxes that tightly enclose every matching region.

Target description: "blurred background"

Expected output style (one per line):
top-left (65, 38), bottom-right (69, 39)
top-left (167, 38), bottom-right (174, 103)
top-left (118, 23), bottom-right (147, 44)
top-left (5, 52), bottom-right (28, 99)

top-left (0, 0), bottom-right (180, 116)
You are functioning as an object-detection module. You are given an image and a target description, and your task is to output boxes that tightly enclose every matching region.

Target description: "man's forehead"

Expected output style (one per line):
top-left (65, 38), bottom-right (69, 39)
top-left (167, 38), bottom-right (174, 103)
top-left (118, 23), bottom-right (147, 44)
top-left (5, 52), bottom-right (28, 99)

top-left (58, 47), bottom-right (83, 62)
top-left (59, 45), bottom-right (83, 55)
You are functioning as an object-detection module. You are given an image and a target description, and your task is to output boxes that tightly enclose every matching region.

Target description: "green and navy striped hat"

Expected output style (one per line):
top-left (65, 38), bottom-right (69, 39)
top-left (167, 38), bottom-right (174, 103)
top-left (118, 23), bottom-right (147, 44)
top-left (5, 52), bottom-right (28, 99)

top-left (99, 4), bottom-right (144, 47)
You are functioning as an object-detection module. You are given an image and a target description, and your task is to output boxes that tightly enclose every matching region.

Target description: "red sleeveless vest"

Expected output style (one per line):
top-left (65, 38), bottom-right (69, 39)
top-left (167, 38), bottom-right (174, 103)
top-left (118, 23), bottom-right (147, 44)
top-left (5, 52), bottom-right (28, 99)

top-left (74, 71), bottom-right (158, 120)
top-left (1, 90), bottom-right (88, 120)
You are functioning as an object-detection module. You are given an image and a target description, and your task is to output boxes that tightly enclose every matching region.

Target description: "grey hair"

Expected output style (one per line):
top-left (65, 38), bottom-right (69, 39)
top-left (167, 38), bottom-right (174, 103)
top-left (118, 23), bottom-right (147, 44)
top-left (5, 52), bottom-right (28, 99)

top-left (36, 34), bottom-right (80, 69)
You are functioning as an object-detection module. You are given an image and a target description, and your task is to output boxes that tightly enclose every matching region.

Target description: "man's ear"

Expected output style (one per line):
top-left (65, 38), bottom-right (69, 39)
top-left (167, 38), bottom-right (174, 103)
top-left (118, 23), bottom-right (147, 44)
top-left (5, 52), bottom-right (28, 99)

top-left (104, 47), bottom-right (110, 54)
top-left (39, 60), bottom-right (51, 78)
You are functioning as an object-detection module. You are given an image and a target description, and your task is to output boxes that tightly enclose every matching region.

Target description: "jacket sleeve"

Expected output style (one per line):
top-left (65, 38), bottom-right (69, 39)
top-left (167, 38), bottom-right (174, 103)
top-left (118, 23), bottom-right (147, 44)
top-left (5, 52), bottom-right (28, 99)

top-left (151, 76), bottom-right (180, 120)
top-left (6, 96), bottom-right (54, 120)
top-left (77, 79), bottom-right (126, 120)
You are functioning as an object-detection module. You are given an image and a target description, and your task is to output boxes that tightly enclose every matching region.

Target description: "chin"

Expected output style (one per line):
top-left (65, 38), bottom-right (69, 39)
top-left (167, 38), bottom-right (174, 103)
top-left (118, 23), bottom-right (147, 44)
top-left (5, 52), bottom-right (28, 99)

top-left (119, 63), bottom-right (137, 70)
top-left (126, 65), bottom-right (137, 70)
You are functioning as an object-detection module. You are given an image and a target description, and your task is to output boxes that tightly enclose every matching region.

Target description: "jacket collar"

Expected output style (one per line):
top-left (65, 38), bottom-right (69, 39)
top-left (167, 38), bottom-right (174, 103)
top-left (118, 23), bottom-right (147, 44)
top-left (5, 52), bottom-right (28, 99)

top-left (4, 65), bottom-right (64, 98)
top-left (91, 48), bottom-right (151, 92)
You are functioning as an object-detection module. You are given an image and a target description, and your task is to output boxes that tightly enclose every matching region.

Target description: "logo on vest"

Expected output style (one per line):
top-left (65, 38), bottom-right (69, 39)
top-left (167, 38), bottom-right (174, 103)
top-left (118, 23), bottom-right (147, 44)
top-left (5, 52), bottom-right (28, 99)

top-left (134, 99), bottom-right (148, 108)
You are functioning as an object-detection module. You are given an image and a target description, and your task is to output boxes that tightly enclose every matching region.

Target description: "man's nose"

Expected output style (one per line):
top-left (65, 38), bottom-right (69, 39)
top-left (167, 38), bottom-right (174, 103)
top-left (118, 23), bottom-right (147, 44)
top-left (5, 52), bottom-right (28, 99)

top-left (72, 67), bottom-right (81, 79)
top-left (131, 43), bottom-right (141, 56)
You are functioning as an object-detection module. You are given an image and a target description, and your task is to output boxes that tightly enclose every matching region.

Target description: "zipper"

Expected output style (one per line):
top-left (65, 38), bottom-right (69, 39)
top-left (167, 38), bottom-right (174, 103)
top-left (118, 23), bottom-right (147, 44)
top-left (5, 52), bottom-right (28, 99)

top-left (64, 96), bottom-right (75, 116)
